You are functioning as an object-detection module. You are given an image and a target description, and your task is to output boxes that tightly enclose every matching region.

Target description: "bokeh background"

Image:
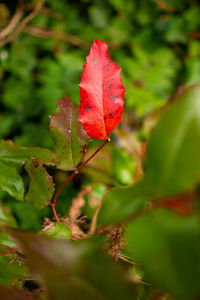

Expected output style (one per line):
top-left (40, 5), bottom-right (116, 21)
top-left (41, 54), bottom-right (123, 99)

top-left (1, 0), bottom-right (200, 147)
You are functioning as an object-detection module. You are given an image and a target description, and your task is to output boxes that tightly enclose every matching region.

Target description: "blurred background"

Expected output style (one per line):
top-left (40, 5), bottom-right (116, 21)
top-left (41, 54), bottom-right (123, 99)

top-left (0, 0), bottom-right (200, 229)
top-left (1, 0), bottom-right (200, 147)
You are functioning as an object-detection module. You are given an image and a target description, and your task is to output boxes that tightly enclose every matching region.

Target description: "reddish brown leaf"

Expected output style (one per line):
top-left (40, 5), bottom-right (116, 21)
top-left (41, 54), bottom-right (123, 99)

top-left (49, 96), bottom-right (90, 171)
top-left (150, 191), bottom-right (195, 217)
top-left (79, 40), bottom-right (126, 139)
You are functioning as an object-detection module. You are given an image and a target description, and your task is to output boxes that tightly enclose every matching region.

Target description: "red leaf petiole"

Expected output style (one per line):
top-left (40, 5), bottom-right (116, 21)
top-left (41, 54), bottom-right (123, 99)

top-left (51, 137), bottom-right (110, 222)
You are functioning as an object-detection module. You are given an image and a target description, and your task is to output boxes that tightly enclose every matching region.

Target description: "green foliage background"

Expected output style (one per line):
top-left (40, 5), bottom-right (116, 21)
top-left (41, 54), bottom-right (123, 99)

top-left (0, 0), bottom-right (200, 299)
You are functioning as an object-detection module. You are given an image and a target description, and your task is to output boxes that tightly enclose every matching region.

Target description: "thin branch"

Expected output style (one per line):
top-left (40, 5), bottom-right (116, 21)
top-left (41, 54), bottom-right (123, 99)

top-left (0, 0), bottom-right (24, 40)
top-left (23, 25), bottom-right (90, 50)
top-left (0, 243), bottom-right (25, 256)
top-left (51, 137), bottom-right (110, 222)
top-left (89, 206), bottom-right (101, 235)
top-left (0, 0), bottom-right (45, 47)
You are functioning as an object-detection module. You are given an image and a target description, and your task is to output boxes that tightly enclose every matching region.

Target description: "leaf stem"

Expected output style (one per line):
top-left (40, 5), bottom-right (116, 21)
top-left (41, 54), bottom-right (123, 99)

top-left (51, 137), bottom-right (110, 222)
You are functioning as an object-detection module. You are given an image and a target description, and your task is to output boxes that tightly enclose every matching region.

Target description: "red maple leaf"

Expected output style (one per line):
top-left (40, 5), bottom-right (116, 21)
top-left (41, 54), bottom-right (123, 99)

top-left (79, 40), bottom-right (126, 139)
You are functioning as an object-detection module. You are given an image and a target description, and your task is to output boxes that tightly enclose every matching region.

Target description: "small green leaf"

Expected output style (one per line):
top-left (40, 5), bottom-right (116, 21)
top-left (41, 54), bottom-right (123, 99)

top-left (25, 159), bottom-right (55, 209)
top-left (145, 85), bottom-right (200, 199)
top-left (0, 206), bottom-right (17, 228)
top-left (0, 161), bottom-right (24, 201)
top-left (42, 222), bottom-right (71, 240)
top-left (49, 96), bottom-right (90, 171)
top-left (0, 140), bottom-right (54, 165)
top-left (125, 209), bottom-right (200, 300)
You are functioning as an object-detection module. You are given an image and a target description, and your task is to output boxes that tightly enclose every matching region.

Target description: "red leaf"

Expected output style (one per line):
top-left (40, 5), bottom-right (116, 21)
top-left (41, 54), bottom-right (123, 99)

top-left (79, 40), bottom-right (126, 139)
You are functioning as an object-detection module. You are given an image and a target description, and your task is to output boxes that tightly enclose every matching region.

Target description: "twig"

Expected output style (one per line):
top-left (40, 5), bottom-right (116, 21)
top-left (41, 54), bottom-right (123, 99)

top-left (89, 207), bottom-right (101, 235)
top-left (23, 25), bottom-right (90, 50)
top-left (12, 277), bottom-right (37, 282)
top-left (0, 243), bottom-right (25, 256)
top-left (0, 0), bottom-right (24, 40)
top-left (69, 186), bottom-right (92, 221)
top-left (51, 137), bottom-right (110, 222)
top-left (0, 0), bottom-right (45, 47)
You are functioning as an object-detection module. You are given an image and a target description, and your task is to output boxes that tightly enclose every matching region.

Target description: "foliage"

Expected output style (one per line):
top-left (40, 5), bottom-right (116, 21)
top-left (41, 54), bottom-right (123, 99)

top-left (0, 0), bottom-right (200, 299)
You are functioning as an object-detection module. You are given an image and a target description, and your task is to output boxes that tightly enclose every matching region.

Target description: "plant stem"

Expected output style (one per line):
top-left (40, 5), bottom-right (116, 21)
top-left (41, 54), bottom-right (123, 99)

top-left (0, 243), bottom-right (25, 256)
top-left (51, 137), bottom-right (110, 222)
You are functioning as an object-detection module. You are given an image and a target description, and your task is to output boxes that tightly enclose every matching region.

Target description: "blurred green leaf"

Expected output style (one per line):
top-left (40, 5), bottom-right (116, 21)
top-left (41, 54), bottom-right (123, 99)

top-left (98, 182), bottom-right (146, 225)
top-left (0, 206), bottom-right (17, 228)
top-left (125, 209), bottom-right (200, 300)
top-left (145, 85), bottom-right (200, 199)
top-left (9, 202), bottom-right (41, 231)
top-left (2, 77), bottom-right (32, 110)
top-left (0, 140), bottom-right (54, 165)
top-left (0, 115), bottom-right (14, 138)
top-left (25, 159), bottom-right (55, 210)
top-left (0, 161), bottom-right (24, 201)
top-left (112, 147), bottom-right (136, 185)
top-left (99, 85), bottom-right (200, 225)
top-left (13, 232), bottom-right (137, 300)
top-left (49, 96), bottom-right (90, 171)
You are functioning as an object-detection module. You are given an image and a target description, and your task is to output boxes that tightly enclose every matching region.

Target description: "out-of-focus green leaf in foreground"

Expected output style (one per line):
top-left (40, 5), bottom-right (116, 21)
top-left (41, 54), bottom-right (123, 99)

top-left (0, 161), bottom-right (24, 201)
top-left (145, 84), bottom-right (200, 199)
top-left (13, 232), bottom-right (137, 300)
top-left (99, 84), bottom-right (200, 225)
top-left (25, 159), bottom-right (55, 210)
top-left (126, 209), bottom-right (200, 300)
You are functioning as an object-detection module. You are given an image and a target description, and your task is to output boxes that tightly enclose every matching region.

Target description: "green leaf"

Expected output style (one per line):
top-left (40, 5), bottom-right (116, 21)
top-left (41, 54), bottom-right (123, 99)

top-left (25, 159), bottom-right (55, 209)
top-left (98, 182), bottom-right (146, 225)
top-left (145, 85), bottom-right (200, 199)
top-left (13, 232), bottom-right (137, 300)
top-left (0, 206), bottom-right (17, 228)
top-left (42, 222), bottom-right (71, 240)
top-left (125, 209), bottom-right (200, 300)
top-left (49, 96), bottom-right (90, 171)
top-left (0, 140), bottom-right (54, 165)
top-left (0, 161), bottom-right (24, 201)
top-left (10, 202), bottom-right (41, 231)
top-left (99, 85), bottom-right (200, 225)
top-left (112, 147), bottom-right (136, 185)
